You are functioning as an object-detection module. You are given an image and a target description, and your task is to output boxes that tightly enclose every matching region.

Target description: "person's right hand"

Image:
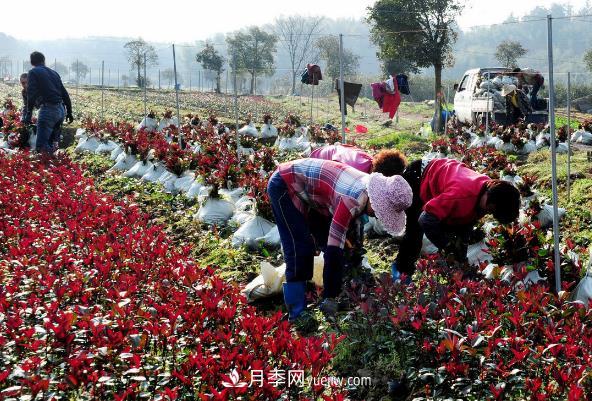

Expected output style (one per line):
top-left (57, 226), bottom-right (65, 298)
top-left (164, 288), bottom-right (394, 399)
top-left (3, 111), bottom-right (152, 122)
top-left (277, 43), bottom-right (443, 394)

top-left (65, 113), bottom-right (74, 124)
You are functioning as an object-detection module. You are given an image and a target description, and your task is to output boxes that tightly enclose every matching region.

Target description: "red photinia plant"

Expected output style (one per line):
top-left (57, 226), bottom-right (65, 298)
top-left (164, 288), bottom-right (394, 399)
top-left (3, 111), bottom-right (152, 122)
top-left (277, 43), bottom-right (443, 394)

top-left (1, 107), bottom-right (31, 149)
top-left (0, 152), bottom-right (346, 400)
top-left (348, 255), bottom-right (592, 400)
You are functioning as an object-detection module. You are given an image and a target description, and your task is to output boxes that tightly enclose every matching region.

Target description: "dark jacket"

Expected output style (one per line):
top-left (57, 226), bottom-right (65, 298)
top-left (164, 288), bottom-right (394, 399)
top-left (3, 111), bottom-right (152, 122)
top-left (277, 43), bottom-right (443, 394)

top-left (25, 65), bottom-right (72, 121)
top-left (505, 90), bottom-right (532, 118)
top-left (21, 88), bottom-right (28, 117)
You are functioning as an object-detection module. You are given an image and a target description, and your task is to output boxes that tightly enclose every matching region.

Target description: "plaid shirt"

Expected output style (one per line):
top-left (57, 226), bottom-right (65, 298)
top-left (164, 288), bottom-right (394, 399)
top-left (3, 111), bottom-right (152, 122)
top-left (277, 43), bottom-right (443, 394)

top-left (278, 158), bottom-right (369, 248)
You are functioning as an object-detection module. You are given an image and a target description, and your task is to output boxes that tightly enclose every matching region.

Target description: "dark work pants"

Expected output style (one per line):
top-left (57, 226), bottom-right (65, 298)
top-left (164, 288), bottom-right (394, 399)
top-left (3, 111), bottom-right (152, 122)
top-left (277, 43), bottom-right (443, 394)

top-left (267, 172), bottom-right (315, 282)
top-left (395, 160), bottom-right (424, 275)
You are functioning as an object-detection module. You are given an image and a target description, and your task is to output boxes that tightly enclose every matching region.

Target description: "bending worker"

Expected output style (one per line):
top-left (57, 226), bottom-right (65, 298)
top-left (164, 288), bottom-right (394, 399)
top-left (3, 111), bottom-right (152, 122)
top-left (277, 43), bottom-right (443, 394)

top-left (391, 157), bottom-right (521, 282)
top-left (268, 158), bottom-right (412, 324)
top-left (310, 143), bottom-right (407, 176)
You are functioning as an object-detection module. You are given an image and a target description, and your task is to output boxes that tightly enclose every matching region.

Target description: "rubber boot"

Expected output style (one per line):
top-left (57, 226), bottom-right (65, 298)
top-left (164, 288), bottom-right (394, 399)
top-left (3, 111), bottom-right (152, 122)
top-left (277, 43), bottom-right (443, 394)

top-left (283, 281), bottom-right (307, 321)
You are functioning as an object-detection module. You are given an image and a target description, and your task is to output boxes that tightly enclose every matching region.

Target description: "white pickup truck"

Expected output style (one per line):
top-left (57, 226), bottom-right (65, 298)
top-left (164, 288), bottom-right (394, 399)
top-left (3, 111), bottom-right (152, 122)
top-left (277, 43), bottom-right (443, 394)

top-left (453, 67), bottom-right (548, 125)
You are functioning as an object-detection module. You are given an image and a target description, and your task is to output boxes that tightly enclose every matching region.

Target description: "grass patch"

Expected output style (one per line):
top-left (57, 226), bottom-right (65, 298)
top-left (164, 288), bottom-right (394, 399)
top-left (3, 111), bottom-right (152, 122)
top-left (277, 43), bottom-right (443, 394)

top-left (518, 149), bottom-right (592, 246)
top-left (364, 131), bottom-right (430, 153)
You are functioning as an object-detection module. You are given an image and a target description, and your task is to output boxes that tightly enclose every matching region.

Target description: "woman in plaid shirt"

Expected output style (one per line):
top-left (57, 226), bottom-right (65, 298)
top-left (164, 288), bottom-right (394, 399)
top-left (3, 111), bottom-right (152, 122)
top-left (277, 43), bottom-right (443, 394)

top-left (268, 158), bottom-right (412, 324)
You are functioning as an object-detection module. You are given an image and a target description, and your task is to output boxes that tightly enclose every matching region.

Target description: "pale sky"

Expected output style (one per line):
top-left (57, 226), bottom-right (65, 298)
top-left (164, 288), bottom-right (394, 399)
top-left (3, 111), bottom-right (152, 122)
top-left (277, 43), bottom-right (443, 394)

top-left (2, 0), bottom-right (589, 42)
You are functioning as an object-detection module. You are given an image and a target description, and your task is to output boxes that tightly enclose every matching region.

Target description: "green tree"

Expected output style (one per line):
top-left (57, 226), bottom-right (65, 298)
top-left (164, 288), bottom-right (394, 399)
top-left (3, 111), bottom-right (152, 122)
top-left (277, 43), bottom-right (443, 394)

top-left (585, 49), bottom-right (592, 73)
top-left (367, 0), bottom-right (464, 131)
top-left (69, 60), bottom-right (88, 84)
top-left (495, 40), bottom-right (528, 68)
top-left (124, 38), bottom-right (158, 88)
top-left (226, 27), bottom-right (278, 94)
top-left (196, 44), bottom-right (225, 93)
top-left (316, 35), bottom-right (360, 83)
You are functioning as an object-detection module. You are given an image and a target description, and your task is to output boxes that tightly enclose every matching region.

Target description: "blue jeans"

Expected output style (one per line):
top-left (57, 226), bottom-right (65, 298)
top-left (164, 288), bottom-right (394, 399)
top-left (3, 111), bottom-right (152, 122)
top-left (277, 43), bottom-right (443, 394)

top-left (267, 171), bottom-right (315, 282)
top-left (36, 103), bottom-right (65, 153)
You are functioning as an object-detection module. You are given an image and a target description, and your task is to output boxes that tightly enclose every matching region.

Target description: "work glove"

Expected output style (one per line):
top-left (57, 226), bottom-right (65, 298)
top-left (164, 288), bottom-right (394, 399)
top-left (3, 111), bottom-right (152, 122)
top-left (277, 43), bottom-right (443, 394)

top-left (65, 113), bottom-right (74, 124)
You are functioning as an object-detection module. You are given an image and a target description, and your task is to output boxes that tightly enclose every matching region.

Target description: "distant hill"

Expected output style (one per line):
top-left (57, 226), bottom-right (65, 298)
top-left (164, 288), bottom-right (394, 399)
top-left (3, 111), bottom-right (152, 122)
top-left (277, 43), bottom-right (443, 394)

top-left (0, 3), bottom-right (590, 90)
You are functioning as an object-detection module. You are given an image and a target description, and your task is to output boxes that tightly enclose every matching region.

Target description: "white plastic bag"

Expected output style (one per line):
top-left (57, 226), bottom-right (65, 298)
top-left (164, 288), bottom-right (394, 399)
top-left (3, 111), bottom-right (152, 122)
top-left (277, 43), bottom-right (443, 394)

top-left (235, 196), bottom-right (255, 212)
top-left (219, 188), bottom-right (245, 204)
top-left (501, 174), bottom-right (523, 186)
top-left (487, 137), bottom-right (503, 148)
top-left (573, 130), bottom-right (592, 145)
top-left (238, 123), bottom-right (259, 137)
top-left (556, 142), bottom-right (569, 154)
top-left (158, 117), bottom-right (179, 131)
top-left (261, 123), bottom-right (278, 138)
top-left (469, 135), bottom-right (487, 149)
top-left (75, 128), bottom-right (86, 139)
top-left (186, 181), bottom-right (203, 199)
top-left (110, 145), bottom-right (124, 161)
top-left (109, 153), bottom-right (137, 172)
top-left (467, 241), bottom-right (492, 266)
top-left (495, 141), bottom-right (517, 154)
top-left (421, 235), bottom-right (439, 255)
top-left (75, 136), bottom-right (100, 153)
top-left (242, 262), bottom-right (286, 302)
top-left (571, 248), bottom-right (592, 308)
top-left (195, 197), bottom-right (235, 225)
top-left (364, 216), bottom-right (388, 236)
top-left (157, 170), bottom-right (177, 193)
top-left (257, 225), bottom-right (281, 248)
top-left (95, 140), bottom-right (119, 154)
top-left (123, 160), bottom-right (154, 179)
top-left (231, 216), bottom-right (275, 249)
top-left (138, 116), bottom-right (158, 131)
top-left (516, 140), bottom-right (537, 155)
top-left (29, 132), bottom-right (37, 149)
top-left (140, 163), bottom-right (167, 183)
top-left (535, 133), bottom-right (550, 149)
top-left (230, 211), bottom-right (255, 227)
top-left (173, 171), bottom-right (195, 194)
top-left (534, 204), bottom-right (566, 229)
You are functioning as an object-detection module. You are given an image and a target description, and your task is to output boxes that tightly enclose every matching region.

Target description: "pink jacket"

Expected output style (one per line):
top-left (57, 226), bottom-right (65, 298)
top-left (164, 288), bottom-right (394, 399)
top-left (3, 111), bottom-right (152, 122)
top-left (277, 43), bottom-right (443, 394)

top-left (310, 144), bottom-right (373, 173)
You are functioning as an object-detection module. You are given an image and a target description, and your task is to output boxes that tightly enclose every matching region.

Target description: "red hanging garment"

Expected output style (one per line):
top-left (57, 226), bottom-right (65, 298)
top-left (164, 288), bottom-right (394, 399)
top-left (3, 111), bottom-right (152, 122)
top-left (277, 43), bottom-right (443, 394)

top-left (382, 79), bottom-right (401, 118)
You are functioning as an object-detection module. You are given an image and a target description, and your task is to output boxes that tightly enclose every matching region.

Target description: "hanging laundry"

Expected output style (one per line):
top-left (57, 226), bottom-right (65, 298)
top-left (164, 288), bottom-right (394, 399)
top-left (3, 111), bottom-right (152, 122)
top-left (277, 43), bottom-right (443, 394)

top-left (396, 73), bottom-right (410, 95)
top-left (371, 77), bottom-right (400, 119)
top-left (371, 82), bottom-right (387, 108)
top-left (301, 64), bottom-right (322, 85)
top-left (335, 79), bottom-right (363, 115)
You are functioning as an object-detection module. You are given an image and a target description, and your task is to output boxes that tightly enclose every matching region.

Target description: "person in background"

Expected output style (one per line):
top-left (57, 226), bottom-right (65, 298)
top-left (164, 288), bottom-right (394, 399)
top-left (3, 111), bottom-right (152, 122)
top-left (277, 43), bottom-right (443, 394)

top-left (502, 84), bottom-right (532, 125)
top-left (20, 73), bottom-right (29, 118)
top-left (391, 158), bottom-right (521, 283)
top-left (309, 145), bottom-right (408, 275)
top-left (310, 144), bottom-right (407, 176)
top-left (268, 158), bottom-right (412, 327)
top-left (22, 51), bottom-right (73, 154)
top-left (513, 67), bottom-right (544, 109)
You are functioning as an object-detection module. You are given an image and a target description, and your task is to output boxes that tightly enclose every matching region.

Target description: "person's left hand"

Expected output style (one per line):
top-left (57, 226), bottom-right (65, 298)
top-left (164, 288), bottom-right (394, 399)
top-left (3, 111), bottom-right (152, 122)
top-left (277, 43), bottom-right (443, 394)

top-left (65, 113), bottom-right (74, 124)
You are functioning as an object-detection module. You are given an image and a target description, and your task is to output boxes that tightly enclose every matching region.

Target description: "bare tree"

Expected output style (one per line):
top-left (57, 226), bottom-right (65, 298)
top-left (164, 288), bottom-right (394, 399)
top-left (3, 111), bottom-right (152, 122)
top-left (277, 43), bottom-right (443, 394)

top-left (124, 38), bottom-right (158, 88)
top-left (275, 16), bottom-right (324, 95)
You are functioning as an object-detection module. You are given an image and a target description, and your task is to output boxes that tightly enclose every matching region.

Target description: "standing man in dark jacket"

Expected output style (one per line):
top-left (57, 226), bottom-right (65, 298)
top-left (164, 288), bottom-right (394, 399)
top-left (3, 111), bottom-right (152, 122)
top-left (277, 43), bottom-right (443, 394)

top-left (22, 51), bottom-right (73, 153)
